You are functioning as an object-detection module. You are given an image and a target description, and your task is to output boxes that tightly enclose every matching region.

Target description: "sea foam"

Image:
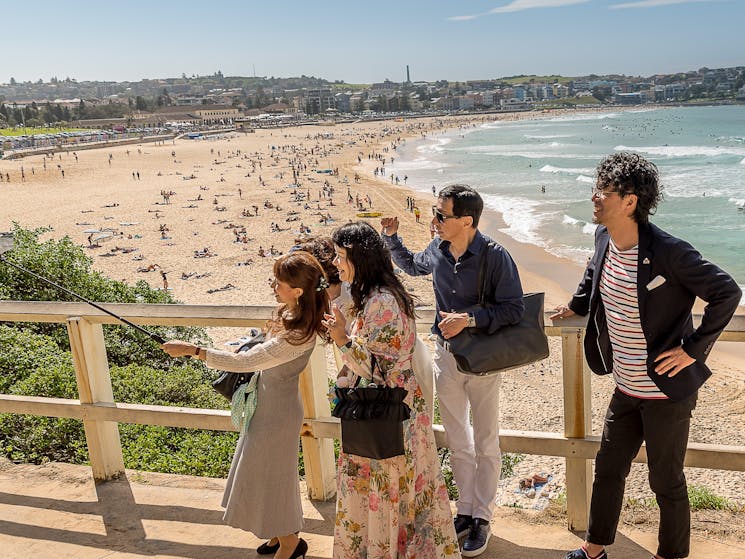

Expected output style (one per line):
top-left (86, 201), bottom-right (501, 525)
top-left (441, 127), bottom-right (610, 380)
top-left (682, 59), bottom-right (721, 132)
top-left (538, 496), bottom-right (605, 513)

top-left (461, 144), bottom-right (592, 159)
top-left (547, 112), bottom-right (618, 122)
top-left (481, 194), bottom-right (546, 246)
top-left (524, 134), bottom-right (575, 139)
top-left (562, 215), bottom-right (597, 235)
top-left (615, 144), bottom-right (745, 158)
top-left (540, 164), bottom-right (594, 175)
top-left (416, 137), bottom-right (451, 154)
top-left (392, 157), bottom-right (450, 172)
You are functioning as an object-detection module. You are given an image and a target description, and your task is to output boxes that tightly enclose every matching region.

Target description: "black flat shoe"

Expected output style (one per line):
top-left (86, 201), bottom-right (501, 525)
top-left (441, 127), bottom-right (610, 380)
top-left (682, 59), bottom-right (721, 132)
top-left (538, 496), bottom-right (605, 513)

top-left (256, 539), bottom-right (280, 555)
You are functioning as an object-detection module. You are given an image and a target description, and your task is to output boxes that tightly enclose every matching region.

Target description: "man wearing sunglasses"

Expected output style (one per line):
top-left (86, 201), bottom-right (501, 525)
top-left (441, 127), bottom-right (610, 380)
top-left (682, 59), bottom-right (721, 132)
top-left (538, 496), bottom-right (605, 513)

top-left (552, 152), bottom-right (740, 559)
top-left (381, 184), bottom-right (524, 557)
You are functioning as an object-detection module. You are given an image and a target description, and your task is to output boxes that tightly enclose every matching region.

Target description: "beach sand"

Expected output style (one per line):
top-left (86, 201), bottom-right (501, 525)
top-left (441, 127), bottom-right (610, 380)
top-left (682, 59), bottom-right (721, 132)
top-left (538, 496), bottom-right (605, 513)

top-left (1, 114), bottom-right (744, 511)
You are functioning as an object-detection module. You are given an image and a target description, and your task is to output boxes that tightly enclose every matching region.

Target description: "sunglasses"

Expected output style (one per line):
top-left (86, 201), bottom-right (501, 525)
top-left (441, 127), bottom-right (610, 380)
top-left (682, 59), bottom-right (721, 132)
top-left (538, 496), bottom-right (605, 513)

top-left (432, 206), bottom-right (460, 223)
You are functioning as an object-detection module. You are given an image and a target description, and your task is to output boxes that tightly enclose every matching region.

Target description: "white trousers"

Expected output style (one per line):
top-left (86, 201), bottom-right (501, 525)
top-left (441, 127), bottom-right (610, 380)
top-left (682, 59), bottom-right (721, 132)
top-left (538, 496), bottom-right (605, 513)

top-left (434, 339), bottom-right (501, 522)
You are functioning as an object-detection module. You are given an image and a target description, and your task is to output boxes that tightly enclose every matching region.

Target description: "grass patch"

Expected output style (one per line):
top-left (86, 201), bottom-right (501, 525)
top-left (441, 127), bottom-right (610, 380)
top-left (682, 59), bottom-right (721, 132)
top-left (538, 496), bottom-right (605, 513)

top-left (688, 485), bottom-right (735, 511)
top-left (0, 127), bottom-right (87, 137)
top-left (627, 485), bottom-right (735, 512)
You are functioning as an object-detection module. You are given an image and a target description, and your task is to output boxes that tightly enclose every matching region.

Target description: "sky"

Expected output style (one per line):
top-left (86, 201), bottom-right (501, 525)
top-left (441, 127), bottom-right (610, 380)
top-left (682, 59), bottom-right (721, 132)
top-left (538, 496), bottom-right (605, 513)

top-left (3, 0), bottom-right (743, 85)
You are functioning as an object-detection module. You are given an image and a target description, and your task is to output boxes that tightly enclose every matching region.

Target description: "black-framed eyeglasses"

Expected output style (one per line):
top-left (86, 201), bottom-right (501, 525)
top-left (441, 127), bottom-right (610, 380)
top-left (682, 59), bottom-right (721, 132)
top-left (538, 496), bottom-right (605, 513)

top-left (432, 206), bottom-right (460, 223)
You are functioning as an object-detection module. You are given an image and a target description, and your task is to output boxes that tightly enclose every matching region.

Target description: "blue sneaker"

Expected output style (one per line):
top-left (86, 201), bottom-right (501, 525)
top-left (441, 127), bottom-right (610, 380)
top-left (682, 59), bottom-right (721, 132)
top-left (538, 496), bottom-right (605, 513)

top-left (453, 514), bottom-right (472, 539)
top-left (462, 517), bottom-right (491, 557)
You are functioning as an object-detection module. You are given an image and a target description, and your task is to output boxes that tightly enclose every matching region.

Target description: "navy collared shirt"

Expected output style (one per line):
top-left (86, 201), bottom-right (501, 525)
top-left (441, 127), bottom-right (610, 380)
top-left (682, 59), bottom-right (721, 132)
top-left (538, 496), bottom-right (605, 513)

top-left (383, 230), bottom-right (524, 338)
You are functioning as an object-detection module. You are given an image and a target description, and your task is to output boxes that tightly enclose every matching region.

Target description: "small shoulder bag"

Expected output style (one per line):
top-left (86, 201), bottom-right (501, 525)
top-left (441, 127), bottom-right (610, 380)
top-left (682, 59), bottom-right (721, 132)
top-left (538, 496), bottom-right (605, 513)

top-left (331, 354), bottom-right (411, 460)
top-left (211, 330), bottom-right (266, 400)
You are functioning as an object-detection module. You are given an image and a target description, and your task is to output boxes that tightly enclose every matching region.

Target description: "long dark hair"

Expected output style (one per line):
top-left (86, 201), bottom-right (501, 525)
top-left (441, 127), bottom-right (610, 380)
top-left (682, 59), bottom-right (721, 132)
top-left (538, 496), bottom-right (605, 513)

top-left (332, 221), bottom-right (415, 319)
top-left (271, 251), bottom-right (330, 345)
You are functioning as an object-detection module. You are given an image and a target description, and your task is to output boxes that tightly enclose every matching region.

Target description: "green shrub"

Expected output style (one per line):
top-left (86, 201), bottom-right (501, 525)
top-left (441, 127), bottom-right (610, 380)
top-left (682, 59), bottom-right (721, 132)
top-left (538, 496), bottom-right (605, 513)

top-left (0, 225), bottom-right (210, 370)
top-left (0, 226), bottom-right (231, 476)
top-left (119, 424), bottom-right (238, 477)
top-left (0, 325), bottom-right (74, 393)
top-left (637, 485), bottom-right (734, 511)
top-left (688, 485), bottom-right (733, 511)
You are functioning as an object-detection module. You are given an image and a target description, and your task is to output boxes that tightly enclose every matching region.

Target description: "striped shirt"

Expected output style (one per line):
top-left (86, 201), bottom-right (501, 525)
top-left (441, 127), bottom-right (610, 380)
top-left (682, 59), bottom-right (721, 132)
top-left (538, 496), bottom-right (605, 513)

top-left (599, 240), bottom-right (667, 399)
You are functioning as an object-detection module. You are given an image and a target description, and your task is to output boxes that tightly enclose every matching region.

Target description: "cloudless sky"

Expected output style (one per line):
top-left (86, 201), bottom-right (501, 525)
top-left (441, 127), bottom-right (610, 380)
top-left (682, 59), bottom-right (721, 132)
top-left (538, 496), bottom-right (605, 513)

top-left (4, 0), bottom-right (742, 84)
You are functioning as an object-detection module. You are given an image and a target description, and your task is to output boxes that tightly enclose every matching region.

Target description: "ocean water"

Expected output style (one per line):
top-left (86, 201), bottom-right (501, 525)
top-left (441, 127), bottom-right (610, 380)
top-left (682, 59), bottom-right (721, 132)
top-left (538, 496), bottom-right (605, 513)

top-left (390, 106), bottom-right (745, 298)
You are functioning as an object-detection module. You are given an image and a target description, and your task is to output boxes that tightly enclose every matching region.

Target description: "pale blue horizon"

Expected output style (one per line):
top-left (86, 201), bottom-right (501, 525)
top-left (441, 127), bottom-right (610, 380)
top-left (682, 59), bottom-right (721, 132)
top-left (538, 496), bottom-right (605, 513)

top-left (3, 0), bottom-right (742, 85)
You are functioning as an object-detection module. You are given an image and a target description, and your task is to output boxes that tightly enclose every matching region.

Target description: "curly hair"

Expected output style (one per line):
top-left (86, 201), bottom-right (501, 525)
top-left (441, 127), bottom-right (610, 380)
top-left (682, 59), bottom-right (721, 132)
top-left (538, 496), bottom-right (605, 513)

top-left (270, 251), bottom-right (331, 345)
top-left (331, 221), bottom-right (415, 319)
top-left (295, 237), bottom-right (340, 285)
top-left (596, 152), bottom-right (663, 223)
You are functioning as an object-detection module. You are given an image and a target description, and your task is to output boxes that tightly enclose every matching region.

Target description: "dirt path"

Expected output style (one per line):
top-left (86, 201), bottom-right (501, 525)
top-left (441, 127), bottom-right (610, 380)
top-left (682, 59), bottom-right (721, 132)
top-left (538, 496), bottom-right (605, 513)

top-left (1, 459), bottom-right (743, 559)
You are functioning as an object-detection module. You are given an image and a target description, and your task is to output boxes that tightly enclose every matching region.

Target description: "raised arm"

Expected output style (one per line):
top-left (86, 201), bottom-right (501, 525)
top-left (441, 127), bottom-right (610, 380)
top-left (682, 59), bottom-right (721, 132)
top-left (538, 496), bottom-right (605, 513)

top-left (381, 226), bottom-right (435, 277)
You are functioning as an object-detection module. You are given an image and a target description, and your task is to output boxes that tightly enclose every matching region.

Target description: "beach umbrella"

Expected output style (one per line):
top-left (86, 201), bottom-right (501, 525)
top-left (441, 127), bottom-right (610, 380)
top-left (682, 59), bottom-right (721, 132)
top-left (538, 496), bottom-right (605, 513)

top-left (0, 232), bottom-right (165, 343)
top-left (82, 228), bottom-right (101, 234)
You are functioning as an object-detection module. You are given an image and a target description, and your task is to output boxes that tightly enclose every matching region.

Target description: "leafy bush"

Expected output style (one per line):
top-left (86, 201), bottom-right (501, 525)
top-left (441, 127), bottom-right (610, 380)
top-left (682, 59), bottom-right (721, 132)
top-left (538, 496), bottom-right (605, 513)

top-left (0, 225), bottom-right (210, 369)
top-left (0, 226), bottom-right (236, 476)
top-left (110, 362), bottom-right (226, 409)
top-left (120, 425), bottom-right (238, 477)
top-left (0, 325), bottom-right (74, 393)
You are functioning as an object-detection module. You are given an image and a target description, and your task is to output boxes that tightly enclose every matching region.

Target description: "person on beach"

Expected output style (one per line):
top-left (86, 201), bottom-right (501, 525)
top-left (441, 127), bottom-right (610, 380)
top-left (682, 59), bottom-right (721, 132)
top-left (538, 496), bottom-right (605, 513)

top-left (324, 222), bottom-right (459, 559)
top-left (551, 152), bottom-right (741, 559)
top-left (161, 251), bottom-right (330, 559)
top-left (381, 184), bottom-right (524, 557)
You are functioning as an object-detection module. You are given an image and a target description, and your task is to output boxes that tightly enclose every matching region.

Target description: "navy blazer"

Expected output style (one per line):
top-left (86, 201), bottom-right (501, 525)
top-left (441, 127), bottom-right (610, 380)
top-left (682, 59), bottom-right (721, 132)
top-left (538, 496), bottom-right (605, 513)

top-left (569, 222), bottom-right (741, 401)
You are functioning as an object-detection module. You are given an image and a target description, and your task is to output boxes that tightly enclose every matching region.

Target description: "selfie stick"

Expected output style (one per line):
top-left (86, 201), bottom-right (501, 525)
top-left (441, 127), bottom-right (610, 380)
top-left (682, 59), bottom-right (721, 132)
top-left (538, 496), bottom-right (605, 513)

top-left (0, 233), bottom-right (165, 344)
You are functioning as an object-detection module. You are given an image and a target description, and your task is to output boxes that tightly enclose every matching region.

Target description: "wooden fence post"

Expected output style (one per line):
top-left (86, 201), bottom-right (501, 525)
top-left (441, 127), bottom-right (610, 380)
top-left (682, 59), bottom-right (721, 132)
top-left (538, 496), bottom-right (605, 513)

top-left (67, 317), bottom-right (125, 481)
top-left (298, 340), bottom-right (337, 500)
top-left (562, 328), bottom-right (593, 532)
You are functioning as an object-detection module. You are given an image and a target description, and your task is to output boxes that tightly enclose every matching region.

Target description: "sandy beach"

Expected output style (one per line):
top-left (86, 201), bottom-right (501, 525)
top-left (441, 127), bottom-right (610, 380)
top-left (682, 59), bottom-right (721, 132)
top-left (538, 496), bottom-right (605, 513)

top-left (1, 113), bottom-right (744, 510)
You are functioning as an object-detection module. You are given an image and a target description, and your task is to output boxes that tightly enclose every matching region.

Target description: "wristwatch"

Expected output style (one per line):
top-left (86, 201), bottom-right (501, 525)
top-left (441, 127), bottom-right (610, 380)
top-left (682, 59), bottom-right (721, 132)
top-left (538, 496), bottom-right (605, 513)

top-left (338, 338), bottom-right (353, 352)
top-left (466, 314), bottom-right (476, 328)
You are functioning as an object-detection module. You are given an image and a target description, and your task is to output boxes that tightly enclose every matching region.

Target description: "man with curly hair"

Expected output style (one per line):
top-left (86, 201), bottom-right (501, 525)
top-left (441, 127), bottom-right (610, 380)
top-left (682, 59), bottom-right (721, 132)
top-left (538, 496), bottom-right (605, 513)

top-left (552, 152), bottom-right (741, 559)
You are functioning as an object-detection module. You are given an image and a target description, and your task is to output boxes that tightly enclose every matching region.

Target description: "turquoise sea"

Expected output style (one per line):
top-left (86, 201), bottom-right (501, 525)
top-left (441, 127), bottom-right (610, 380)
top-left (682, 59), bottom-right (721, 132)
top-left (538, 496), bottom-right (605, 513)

top-left (390, 105), bottom-right (745, 300)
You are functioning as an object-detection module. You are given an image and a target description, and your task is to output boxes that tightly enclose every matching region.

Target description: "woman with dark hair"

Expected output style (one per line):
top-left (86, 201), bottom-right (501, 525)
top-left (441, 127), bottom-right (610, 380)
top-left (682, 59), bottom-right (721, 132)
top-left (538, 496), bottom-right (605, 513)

top-left (295, 237), bottom-right (342, 300)
top-left (324, 221), bottom-right (459, 559)
top-left (162, 251), bottom-right (330, 559)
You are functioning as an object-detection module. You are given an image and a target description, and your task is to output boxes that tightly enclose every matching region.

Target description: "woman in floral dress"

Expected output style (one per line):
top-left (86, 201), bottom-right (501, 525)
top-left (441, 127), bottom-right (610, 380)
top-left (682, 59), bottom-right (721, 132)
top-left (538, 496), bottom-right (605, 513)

top-left (324, 222), bottom-right (460, 559)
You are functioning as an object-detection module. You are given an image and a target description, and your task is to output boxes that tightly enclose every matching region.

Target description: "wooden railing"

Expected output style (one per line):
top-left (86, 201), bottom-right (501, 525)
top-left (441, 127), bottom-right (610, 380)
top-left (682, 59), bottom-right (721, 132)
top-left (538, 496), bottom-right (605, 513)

top-left (1, 300), bottom-right (744, 531)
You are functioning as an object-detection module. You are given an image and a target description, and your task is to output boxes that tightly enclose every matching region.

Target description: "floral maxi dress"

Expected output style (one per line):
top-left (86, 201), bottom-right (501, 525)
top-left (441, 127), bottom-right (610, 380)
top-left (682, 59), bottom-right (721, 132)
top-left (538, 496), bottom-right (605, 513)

top-left (333, 289), bottom-right (460, 559)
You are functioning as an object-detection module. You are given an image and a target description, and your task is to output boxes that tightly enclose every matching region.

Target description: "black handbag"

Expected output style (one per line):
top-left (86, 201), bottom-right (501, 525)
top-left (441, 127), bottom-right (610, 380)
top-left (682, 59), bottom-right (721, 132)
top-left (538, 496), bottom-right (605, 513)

top-left (331, 355), bottom-right (411, 460)
top-left (444, 243), bottom-right (549, 375)
top-left (211, 330), bottom-right (266, 400)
